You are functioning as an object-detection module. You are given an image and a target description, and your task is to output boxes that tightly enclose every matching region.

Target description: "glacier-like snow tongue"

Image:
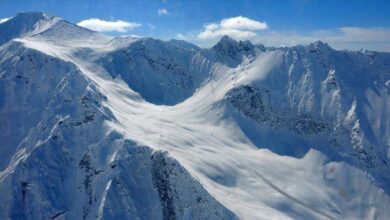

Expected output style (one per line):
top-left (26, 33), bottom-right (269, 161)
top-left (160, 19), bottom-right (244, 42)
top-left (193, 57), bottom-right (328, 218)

top-left (1, 12), bottom-right (390, 220)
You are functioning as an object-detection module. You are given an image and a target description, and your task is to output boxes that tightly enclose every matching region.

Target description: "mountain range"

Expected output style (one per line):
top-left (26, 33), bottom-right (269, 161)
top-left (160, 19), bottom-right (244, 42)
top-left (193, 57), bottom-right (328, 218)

top-left (1, 12), bottom-right (390, 220)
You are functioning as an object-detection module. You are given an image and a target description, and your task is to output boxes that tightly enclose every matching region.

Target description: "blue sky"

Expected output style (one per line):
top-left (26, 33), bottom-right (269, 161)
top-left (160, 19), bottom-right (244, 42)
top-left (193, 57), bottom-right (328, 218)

top-left (1, 0), bottom-right (390, 51)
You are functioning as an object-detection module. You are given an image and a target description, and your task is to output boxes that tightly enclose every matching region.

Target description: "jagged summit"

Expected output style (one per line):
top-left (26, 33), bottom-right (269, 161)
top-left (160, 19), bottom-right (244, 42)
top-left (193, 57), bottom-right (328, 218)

top-left (212, 35), bottom-right (336, 55)
top-left (212, 35), bottom-right (264, 54)
top-left (307, 40), bottom-right (333, 52)
top-left (311, 40), bottom-right (330, 47)
top-left (213, 35), bottom-right (240, 50)
top-left (238, 39), bottom-right (254, 52)
top-left (210, 35), bottom-right (256, 67)
top-left (218, 35), bottom-right (238, 44)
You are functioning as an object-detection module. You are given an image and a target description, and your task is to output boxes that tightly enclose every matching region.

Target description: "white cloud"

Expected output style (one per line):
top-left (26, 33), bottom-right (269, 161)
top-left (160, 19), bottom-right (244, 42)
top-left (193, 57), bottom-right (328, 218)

top-left (198, 16), bottom-right (267, 40)
top-left (204, 23), bottom-right (219, 31)
top-left (158, 8), bottom-right (169, 16)
top-left (0, 17), bottom-right (10, 24)
top-left (77, 18), bottom-right (141, 33)
top-left (119, 34), bottom-right (142, 38)
top-left (220, 16), bottom-right (267, 30)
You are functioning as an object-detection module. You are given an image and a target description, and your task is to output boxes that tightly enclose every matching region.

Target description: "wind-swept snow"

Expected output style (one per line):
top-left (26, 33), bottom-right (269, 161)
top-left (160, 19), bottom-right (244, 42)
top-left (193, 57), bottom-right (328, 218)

top-left (11, 34), bottom-right (390, 219)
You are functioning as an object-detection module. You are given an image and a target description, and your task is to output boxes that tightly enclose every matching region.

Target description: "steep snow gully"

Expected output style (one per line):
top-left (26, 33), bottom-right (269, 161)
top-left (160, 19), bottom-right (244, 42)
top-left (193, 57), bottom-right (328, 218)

top-left (1, 12), bottom-right (390, 220)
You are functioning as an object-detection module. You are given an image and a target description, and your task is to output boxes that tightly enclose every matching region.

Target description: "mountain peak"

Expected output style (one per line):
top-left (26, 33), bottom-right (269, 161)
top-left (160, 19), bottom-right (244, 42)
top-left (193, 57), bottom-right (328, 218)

top-left (238, 40), bottom-right (254, 51)
top-left (213, 35), bottom-right (240, 51)
top-left (0, 11), bottom-right (60, 45)
top-left (308, 40), bottom-right (332, 52)
top-left (0, 11), bottom-right (110, 46)
top-left (217, 35), bottom-right (238, 45)
top-left (210, 36), bottom-right (256, 67)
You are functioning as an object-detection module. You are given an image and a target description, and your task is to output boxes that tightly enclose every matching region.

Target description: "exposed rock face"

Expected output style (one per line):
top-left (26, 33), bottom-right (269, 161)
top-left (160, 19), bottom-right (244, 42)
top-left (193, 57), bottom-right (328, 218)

top-left (151, 151), bottom-right (236, 220)
top-left (226, 85), bottom-right (329, 136)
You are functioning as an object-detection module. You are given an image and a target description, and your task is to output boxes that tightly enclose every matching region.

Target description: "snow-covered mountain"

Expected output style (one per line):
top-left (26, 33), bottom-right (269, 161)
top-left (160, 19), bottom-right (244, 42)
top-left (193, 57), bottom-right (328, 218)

top-left (1, 12), bottom-right (390, 219)
top-left (0, 12), bottom-right (61, 46)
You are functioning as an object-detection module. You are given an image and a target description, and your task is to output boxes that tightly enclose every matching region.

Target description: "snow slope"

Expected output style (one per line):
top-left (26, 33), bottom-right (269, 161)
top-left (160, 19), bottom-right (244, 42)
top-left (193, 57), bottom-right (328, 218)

top-left (1, 12), bottom-right (390, 220)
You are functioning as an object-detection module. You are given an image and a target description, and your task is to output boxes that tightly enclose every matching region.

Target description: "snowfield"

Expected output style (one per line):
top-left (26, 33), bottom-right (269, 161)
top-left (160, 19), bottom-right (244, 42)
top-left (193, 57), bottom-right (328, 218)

top-left (1, 12), bottom-right (390, 220)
